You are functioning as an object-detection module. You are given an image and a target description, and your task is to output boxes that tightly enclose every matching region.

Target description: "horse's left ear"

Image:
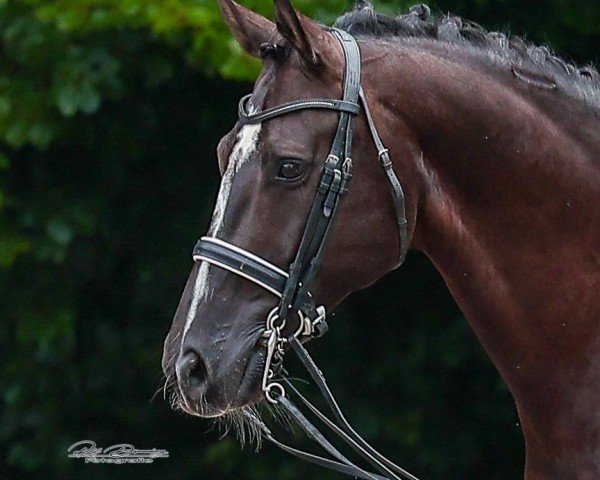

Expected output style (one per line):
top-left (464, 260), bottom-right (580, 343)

top-left (219, 0), bottom-right (275, 58)
top-left (274, 0), bottom-right (326, 67)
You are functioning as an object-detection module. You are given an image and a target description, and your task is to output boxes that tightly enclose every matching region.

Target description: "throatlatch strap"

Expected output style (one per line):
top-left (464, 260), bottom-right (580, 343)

top-left (359, 88), bottom-right (409, 265)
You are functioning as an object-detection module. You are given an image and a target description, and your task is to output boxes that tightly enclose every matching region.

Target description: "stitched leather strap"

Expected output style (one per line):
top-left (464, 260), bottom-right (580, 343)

top-left (254, 337), bottom-right (422, 480)
top-left (284, 337), bottom-right (421, 480)
top-left (255, 417), bottom-right (388, 480)
top-left (192, 237), bottom-right (288, 297)
top-left (276, 28), bottom-right (362, 323)
top-left (239, 94), bottom-right (360, 124)
top-left (192, 237), bottom-right (327, 334)
top-left (359, 88), bottom-right (409, 265)
top-left (255, 336), bottom-right (421, 480)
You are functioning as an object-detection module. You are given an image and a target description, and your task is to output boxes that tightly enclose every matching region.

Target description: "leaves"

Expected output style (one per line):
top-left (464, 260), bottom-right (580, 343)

top-left (0, 228), bottom-right (30, 267)
top-left (52, 48), bottom-right (120, 116)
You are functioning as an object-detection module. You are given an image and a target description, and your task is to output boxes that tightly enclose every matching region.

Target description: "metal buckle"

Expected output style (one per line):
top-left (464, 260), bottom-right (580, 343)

top-left (311, 306), bottom-right (328, 338)
top-left (377, 148), bottom-right (392, 169)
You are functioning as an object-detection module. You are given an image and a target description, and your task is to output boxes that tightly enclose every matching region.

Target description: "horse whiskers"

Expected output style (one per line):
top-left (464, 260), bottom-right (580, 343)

top-left (161, 378), bottom-right (297, 454)
top-left (149, 374), bottom-right (175, 403)
top-left (265, 401), bottom-right (294, 432)
top-left (160, 367), bottom-right (286, 451)
top-left (215, 400), bottom-right (298, 451)
top-left (212, 405), bottom-right (264, 450)
top-left (161, 371), bottom-right (223, 420)
top-left (162, 377), bottom-right (190, 415)
top-left (169, 384), bottom-right (184, 411)
top-left (154, 350), bottom-right (179, 403)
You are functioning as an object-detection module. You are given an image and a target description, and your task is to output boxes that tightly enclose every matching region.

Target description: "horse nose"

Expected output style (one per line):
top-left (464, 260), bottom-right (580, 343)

top-left (176, 349), bottom-right (208, 400)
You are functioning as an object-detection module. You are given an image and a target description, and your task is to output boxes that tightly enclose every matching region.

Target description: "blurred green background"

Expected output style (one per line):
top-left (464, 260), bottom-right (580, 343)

top-left (1, 1), bottom-right (598, 479)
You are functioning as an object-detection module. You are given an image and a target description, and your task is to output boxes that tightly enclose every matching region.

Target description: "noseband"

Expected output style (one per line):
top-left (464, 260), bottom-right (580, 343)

top-left (192, 29), bottom-right (418, 480)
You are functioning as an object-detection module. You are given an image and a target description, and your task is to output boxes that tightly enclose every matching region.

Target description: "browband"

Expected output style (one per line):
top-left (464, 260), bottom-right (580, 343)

top-left (239, 94), bottom-right (361, 124)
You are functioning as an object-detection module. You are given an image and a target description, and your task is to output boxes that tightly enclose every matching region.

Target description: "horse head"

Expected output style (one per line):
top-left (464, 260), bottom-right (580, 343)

top-left (161, 0), bottom-right (418, 420)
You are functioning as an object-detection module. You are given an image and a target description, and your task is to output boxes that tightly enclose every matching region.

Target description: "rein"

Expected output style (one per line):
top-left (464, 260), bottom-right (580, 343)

top-left (192, 28), bottom-right (417, 480)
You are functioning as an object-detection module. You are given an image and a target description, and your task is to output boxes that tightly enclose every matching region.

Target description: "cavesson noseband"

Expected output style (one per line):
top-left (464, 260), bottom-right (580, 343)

top-left (192, 29), bottom-right (417, 480)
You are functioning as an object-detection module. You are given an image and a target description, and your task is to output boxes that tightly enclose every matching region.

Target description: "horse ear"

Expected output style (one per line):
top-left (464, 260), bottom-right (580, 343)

top-left (274, 0), bottom-right (325, 66)
top-left (219, 0), bottom-right (275, 58)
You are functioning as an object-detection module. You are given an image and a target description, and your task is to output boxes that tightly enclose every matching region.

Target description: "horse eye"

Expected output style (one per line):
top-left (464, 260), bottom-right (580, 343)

top-left (277, 160), bottom-right (304, 181)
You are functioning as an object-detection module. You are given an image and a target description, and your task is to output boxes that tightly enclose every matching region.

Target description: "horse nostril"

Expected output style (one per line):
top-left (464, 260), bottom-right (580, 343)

top-left (176, 350), bottom-right (208, 397)
top-left (188, 356), bottom-right (207, 390)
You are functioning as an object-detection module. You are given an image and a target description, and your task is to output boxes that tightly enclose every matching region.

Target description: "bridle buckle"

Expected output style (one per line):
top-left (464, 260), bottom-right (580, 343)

top-left (310, 305), bottom-right (328, 338)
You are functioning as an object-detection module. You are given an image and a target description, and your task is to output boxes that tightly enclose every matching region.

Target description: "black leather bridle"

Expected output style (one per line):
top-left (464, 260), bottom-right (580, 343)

top-left (192, 29), bottom-right (418, 480)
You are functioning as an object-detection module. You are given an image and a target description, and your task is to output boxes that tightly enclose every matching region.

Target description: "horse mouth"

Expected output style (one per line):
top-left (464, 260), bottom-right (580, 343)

top-left (233, 348), bottom-right (266, 408)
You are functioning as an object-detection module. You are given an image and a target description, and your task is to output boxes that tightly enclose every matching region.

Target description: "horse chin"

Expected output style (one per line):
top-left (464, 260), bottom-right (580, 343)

top-left (173, 393), bottom-right (235, 418)
top-left (180, 403), bottom-right (226, 418)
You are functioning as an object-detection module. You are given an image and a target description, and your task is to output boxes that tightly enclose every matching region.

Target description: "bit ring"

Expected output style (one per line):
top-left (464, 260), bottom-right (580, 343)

top-left (266, 307), bottom-right (308, 338)
top-left (265, 382), bottom-right (285, 404)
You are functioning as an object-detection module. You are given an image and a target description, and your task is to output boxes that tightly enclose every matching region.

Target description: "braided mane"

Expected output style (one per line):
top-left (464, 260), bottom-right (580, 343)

top-left (334, 2), bottom-right (600, 108)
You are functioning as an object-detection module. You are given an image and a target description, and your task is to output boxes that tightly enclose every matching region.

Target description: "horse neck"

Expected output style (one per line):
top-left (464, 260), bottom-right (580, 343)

top-left (363, 40), bottom-right (600, 475)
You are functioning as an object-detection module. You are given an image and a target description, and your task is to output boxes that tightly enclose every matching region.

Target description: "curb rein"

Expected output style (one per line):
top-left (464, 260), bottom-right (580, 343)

top-left (192, 29), bottom-right (418, 480)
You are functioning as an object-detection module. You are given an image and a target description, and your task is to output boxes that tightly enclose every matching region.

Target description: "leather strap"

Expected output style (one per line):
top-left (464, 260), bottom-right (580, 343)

top-left (359, 88), bottom-right (408, 265)
top-left (284, 337), bottom-right (421, 480)
top-left (276, 28), bottom-right (361, 323)
top-left (255, 336), bottom-right (421, 480)
top-left (239, 94), bottom-right (360, 124)
top-left (254, 337), bottom-right (422, 480)
top-left (255, 417), bottom-right (388, 480)
top-left (192, 237), bottom-right (326, 329)
top-left (192, 237), bottom-right (288, 297)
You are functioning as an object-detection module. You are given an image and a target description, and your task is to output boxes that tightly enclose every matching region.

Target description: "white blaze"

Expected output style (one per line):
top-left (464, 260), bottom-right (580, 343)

top-left (180, 121), bottom-right (262, 347)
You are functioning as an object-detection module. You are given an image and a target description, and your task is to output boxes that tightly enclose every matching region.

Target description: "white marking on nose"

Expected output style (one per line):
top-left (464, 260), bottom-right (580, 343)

top-left (181, 118), bottom-right (262, 348)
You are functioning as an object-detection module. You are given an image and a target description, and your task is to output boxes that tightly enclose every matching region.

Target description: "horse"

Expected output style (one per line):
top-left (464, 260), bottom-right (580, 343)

top-left (162, 1), bottom-right (600, 479)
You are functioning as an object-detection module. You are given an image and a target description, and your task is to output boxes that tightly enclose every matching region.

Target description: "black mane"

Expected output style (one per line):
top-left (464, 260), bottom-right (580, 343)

top-left (333, 2), bottom-right (600, 108)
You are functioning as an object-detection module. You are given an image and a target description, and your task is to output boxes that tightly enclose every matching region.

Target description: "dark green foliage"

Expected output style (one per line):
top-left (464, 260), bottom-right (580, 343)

top-left (0, 1), bottom-right (596, 479)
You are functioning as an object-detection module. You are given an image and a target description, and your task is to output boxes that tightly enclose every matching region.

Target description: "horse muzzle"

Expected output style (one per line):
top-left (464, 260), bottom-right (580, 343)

top-left (174, 341), bottom-right (266, 417)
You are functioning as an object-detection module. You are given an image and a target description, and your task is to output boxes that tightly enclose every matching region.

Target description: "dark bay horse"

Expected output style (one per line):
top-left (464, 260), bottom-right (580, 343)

top-left (162, 1), bottom-right (600, 479)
